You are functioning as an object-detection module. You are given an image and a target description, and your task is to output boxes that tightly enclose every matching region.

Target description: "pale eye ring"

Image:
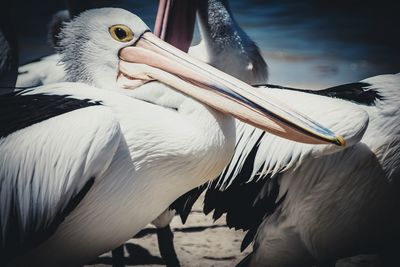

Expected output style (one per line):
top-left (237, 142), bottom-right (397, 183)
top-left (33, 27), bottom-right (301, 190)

top-left (109, 24), bottom-right (134, 42)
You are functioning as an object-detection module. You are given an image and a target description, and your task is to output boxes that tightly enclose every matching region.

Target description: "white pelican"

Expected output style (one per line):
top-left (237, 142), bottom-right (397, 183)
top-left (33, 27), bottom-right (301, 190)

top-left (181, 75), bottom-right (400, 267)
top-left (14, 3), bottom-right (267, 261)
top-left (14, 1), bottom-right (248, 264)
top-left (211, 74), bottom-right (400, 267)
top-left (151, 1), bottom-right (400, 266)
top-left (0, 7), bottom-right (351, 267)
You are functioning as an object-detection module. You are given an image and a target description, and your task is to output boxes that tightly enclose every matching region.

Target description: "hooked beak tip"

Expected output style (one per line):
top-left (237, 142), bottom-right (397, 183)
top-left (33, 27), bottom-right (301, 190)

top-left (335, 135), bottom-right (346, 147)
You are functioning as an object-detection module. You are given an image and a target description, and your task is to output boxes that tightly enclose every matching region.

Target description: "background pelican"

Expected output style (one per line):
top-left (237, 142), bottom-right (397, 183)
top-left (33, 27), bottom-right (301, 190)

top-left (224, 74), bottom-right (400, 267)
top-left (149, 1), bottom-right (400, 266)
top-left (189, 0), bottom-right (267, 84)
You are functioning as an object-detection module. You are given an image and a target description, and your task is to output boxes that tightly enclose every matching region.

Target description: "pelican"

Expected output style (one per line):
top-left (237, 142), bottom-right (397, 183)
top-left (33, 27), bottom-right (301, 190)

top-left (206, 75), bottom-right (400, 267)
top-left (16, 1), bottom-right (255, 264)
top-left (15, 1), bottom-right (256, 264)
top-left (150, 1), bottom-right (400, 266)
top-left (188, 0), bottom-right (268, 84)
top-left (14, 3), bottom-right (267, 262)
top-left (0, 7), bottom-right (351, 267)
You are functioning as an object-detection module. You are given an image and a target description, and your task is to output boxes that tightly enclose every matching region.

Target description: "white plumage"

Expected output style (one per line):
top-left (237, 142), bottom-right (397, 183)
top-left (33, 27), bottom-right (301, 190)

top-left (220, 86), bottom-right (370, 188)
top-left (1, 82), bottom-right (234, 266)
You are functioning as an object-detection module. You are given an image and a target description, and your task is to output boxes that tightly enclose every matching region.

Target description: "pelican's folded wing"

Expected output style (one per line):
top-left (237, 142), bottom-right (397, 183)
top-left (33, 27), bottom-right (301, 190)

top-left (218, 86), bottom-right (369, 189)
top-left (0, 91), bottom-right (121, 262)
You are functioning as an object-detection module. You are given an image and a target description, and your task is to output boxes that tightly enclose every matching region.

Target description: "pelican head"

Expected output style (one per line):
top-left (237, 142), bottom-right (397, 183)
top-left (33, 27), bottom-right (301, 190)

top-left (57, 7), bottom-right (344, 146)
top-left (57, 8), bottom-right (147, 89)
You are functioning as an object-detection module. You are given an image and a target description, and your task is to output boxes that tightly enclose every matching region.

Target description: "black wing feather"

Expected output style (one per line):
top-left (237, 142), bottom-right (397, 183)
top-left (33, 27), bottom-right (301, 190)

top-left (254, 82), bottom-right (380, 106)
top-left (170, 185), bottom-right (207, 224)
top-left (0, 90), bottom-right (101, 138)
top-left (1, 177), bottom-right (95, 264)
top-left (171, 132), bottom-right (283, 251)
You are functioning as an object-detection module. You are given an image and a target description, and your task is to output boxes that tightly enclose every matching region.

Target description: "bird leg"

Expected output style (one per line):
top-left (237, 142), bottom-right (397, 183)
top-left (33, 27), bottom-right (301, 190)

top-left (111, 245), bottom-right (125, 267)
top-left (157, 224), bottom-right (181, 267)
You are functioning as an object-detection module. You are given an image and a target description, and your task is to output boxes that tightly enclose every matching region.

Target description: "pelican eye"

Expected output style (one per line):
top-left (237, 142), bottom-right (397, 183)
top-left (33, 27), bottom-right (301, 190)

top-left (109, 25), bottom-right (134, 42)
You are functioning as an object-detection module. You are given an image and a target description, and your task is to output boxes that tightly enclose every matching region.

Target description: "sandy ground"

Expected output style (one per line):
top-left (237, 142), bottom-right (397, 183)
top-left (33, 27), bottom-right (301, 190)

top-left (86, 194), bottom-right (251, 267)
top-left (83, 192), bottom-right (386, 267)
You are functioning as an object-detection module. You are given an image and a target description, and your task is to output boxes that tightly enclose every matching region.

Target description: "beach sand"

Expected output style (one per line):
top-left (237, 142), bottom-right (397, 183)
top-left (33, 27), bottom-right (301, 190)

top-left (86, 194), bottom-right (251, 267)
top-left (85, 192), bottom-right (384, 267)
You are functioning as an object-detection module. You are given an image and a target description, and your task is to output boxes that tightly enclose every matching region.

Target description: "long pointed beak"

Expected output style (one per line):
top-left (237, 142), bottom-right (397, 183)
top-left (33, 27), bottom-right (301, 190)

top-left (118, 32), bottom-right (345, 146)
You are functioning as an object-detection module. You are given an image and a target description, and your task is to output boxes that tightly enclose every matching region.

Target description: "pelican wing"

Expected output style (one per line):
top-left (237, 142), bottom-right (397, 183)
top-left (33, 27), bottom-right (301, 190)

top-left (218, 86), bottom-right (369, 189)
top-left (0, 91), bottom-right (121, 261)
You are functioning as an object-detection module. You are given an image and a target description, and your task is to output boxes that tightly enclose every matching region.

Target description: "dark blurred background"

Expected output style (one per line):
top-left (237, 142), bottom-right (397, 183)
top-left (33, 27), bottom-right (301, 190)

top-left (5, 0), bottom-right (400, 87)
